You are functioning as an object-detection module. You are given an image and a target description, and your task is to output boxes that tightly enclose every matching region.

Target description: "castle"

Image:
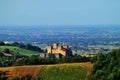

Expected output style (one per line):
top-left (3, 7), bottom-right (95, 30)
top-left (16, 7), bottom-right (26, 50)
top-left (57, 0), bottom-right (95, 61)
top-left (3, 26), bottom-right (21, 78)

top-left (40, 43), bottom-right (73, 58)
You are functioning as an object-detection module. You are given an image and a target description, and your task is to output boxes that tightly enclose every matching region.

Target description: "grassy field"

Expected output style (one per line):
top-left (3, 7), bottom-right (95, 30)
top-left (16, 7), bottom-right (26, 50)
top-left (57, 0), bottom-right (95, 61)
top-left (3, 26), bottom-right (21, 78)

top-left (0, 46), bottom-right (40, 57)
top-left (0, 62), bottom-right (92, 80)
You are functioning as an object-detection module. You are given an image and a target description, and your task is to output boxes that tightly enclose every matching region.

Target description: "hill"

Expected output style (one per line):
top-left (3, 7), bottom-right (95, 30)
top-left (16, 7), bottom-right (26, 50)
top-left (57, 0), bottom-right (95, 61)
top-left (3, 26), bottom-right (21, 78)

top-left (0, 46), bottom-right (40, 57)
top-left (0, 62), bottom-right (92, 80)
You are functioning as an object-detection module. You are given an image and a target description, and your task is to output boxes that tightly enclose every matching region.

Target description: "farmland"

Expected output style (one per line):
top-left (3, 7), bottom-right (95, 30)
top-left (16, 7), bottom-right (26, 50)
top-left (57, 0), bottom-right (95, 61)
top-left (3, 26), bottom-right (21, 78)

top-left (0, 62), bottom-right (92, 80)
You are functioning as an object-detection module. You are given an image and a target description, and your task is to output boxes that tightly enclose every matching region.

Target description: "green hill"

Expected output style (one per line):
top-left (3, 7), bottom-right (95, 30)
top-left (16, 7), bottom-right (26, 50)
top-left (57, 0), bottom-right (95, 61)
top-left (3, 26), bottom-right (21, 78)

top-left (0, 46), bottom-right (40, 57)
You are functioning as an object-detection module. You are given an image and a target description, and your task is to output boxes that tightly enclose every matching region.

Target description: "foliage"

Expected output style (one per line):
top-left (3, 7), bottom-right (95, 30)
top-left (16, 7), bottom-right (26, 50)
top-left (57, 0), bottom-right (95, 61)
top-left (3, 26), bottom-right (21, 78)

top-left (13, 55), bottom-right (90, 66)
top-left (3, 48), bottom-right (11, 53)
top-left (88, 49), bottom-right (120, 80)
top-left (0, 42), bottom-right (5, 46)
top-left (0, 57), bottom-right (15, 67)
top-left (0, 53), bottom-right (90, 67)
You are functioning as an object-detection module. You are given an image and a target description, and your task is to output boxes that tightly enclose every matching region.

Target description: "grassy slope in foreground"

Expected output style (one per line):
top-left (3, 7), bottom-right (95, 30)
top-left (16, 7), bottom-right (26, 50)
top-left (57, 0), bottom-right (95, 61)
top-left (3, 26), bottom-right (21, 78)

top-left (0, 62), bottom-right (92, 80)
top-left (0, 46), bottom-right (40, 57)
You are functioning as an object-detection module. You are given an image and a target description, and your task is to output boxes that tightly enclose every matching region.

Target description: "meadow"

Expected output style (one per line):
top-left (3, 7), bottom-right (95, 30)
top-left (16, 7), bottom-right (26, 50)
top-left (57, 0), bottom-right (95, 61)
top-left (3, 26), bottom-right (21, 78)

top-left (0, 46), bottom-right (40, 57)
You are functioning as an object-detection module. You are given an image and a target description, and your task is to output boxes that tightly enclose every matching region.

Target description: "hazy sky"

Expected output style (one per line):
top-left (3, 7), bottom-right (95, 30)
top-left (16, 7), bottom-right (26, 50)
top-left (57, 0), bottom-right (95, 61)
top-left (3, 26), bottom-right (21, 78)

top-left (0, 0), bottom-right (120, 26)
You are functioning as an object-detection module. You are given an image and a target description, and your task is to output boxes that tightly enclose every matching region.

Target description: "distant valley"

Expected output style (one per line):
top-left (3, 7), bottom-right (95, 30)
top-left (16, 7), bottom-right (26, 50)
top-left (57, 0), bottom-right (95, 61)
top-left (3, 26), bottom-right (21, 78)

top-left (0, 25), bottom-right (120, 55)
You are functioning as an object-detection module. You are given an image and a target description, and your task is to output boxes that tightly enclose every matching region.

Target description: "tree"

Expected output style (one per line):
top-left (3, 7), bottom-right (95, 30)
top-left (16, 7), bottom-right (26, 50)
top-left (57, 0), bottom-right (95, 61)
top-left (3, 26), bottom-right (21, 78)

top-left (3, 48), bottom-right (11, 53)
top-left (0, 42), bottom-right (5, 46)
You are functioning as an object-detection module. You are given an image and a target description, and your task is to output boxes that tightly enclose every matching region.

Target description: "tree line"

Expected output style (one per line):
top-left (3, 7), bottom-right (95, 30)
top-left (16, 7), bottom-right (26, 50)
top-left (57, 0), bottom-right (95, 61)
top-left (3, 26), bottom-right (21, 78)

top-left (0, 54), bottom-right (90, 67)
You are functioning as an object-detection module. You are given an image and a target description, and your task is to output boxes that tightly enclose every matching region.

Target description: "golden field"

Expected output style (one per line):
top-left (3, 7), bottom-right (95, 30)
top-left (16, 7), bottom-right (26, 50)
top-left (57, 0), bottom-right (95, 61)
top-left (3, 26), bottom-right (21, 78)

top-left (0, 62), bottom-right (92, 80)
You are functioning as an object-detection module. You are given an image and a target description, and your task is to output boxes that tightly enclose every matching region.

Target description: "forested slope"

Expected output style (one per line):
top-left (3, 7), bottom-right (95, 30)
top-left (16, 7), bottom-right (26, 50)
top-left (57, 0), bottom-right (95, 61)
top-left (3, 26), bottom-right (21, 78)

top-left (88, 49), bottom-right (120, 80)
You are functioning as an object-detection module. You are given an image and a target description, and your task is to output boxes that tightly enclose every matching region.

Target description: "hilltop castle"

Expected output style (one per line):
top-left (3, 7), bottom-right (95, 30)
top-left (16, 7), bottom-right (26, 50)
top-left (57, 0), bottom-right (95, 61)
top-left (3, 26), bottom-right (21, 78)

top-left (47, 43), bottom-right (73, 58)
top-left (40, 43), bottom-right (73, 58)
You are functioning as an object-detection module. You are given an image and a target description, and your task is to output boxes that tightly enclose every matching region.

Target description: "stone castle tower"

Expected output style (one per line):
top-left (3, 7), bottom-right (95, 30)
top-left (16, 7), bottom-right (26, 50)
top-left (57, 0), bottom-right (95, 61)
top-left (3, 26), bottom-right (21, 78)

top-left (47, 43), bottom-right (72, 57)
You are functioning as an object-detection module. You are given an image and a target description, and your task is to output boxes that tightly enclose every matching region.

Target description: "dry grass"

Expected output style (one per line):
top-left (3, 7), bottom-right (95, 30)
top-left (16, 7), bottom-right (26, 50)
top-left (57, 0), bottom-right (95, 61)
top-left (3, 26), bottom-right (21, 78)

top-left (0, 62), bottom-right (92, 79)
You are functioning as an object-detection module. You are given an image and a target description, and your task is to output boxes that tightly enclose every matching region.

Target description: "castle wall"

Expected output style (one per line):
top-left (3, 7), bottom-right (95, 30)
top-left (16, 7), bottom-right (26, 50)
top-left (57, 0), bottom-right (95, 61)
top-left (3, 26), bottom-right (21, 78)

top-left (63, 45), bottom-right (69, 49)
top-left (60, 50), bottom-right (66, 56)
top-left (47, 43), bottom-right (72, 57)
top-left (53, 43), bottom-right (58, 49)
top-left (47, 46), bottom-right (52, 53)
top-left (58, 46), bottom-right (62, 50)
